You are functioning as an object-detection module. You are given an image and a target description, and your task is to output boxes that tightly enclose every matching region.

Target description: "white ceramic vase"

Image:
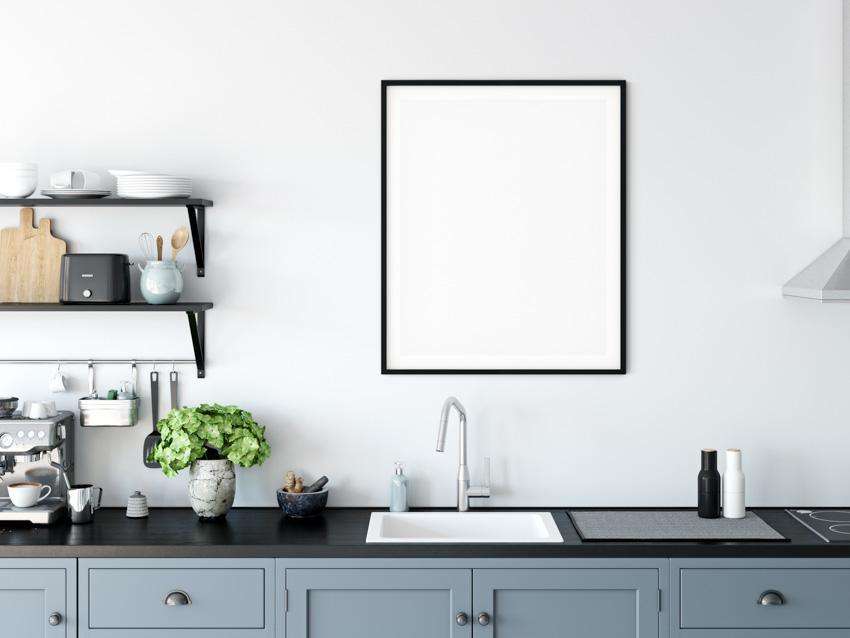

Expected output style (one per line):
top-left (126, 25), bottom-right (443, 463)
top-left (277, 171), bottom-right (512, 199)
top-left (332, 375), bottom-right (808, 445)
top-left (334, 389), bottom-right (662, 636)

top-left (188, 459), bottom-right (236, 520)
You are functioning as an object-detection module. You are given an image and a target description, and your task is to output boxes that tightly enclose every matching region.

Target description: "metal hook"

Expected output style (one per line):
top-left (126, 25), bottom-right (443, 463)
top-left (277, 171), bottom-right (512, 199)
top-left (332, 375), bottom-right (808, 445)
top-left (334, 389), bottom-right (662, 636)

top-left (57, 361), bottom-right (61, 371)
top-left (172, 360), bottom-right (176, 372)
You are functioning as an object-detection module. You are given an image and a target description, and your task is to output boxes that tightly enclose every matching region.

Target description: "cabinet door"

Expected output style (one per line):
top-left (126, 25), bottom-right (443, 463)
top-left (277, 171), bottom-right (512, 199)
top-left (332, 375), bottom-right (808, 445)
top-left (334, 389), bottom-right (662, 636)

top-left (285, 568), bottom-right (472, 638)
top-left (473, 568), bottom-right (659, 638)
top-left (0, 568), bottom-right (69, 638)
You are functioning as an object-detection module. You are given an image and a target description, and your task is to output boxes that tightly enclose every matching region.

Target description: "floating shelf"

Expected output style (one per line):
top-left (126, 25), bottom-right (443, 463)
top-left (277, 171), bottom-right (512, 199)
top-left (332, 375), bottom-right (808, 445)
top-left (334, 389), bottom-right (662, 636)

top-left (0, 198), bottom-right (212, 277)
top-left (0, 303), bottom-right (213, 378)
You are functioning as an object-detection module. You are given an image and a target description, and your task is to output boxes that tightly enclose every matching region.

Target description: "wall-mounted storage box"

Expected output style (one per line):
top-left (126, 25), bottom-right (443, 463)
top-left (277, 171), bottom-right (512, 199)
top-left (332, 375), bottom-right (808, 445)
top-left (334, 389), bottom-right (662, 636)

top-left (78, 362), bottom-right (139, 427)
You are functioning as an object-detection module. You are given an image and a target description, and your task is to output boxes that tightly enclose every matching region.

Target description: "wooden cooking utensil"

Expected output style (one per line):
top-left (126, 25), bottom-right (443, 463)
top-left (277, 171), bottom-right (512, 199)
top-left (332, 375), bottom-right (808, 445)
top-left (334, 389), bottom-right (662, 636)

top-left (0, 208), bottom-right (66, 303)
top-left (156, 235), bottom-right (163, 261)
top-left (170, 226), bottom-right (189, 261)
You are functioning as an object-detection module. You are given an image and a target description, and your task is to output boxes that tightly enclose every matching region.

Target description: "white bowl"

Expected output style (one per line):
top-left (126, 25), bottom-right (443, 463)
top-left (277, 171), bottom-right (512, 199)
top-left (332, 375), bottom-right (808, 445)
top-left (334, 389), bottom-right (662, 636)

top-left (0, 162), bottom-right (36, 170)
top-left (0, 176), bottom-right (38, 197)
top-left (0, 170), bottom-right (37, 177)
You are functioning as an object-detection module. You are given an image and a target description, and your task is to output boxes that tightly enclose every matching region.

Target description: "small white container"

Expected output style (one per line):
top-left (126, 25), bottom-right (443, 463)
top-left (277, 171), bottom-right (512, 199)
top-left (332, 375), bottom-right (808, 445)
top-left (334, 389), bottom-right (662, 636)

top-left (722, 448), bottom-right (746, 519)
top-left (126, 491), bottom-right (149, 518)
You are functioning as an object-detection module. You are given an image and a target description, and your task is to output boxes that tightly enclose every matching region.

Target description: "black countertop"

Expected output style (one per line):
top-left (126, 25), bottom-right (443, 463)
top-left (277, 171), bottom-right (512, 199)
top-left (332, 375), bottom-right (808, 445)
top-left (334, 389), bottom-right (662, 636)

top-left (0, 508), bottom-right (845, 559)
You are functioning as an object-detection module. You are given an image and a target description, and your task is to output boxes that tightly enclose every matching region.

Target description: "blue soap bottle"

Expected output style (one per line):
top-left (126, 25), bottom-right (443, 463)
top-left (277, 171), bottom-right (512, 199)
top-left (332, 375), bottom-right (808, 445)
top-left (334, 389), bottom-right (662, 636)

top-left (390, 462), bottom-right (409, 512)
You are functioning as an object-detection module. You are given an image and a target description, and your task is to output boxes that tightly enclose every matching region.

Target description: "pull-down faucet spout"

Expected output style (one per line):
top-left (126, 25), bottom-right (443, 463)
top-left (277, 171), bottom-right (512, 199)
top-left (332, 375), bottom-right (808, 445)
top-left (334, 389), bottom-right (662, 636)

top-left (436, 397), bottom-right (489, 512)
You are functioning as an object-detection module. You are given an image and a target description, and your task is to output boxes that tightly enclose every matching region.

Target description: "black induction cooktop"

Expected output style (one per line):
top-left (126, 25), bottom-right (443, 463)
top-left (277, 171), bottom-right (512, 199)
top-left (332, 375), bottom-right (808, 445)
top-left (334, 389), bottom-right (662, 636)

top-left (785, 509), bottom-right (850, 542)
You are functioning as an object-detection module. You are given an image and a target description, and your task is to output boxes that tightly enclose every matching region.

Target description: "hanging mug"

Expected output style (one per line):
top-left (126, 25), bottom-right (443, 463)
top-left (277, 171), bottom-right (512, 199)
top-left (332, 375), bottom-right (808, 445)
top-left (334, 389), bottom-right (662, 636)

top-left (138, 261), bottom-right (185, 305)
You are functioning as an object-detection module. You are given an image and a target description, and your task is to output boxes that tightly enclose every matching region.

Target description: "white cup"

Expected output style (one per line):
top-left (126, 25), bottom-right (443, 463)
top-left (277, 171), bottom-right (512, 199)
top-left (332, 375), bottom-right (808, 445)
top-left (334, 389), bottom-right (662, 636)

top-left (50, 170), bottom-right (73, 189)
top-left (28, 402), bottom-right (47, 419)
top-left (50, 371), bottom-right (68, 393)
top-left (44, 401), bottom-right (57, 417)
top-left (8, 482), bottom-right (51, 508)
top-left (71, 170), bottom-right (100, 189)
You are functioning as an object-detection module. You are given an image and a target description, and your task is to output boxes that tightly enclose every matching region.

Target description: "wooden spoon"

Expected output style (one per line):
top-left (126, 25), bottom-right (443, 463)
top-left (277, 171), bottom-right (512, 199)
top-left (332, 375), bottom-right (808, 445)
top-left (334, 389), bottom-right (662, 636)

top-left (170, 226), bottom-right (189, 261)
top-left (156, 235), bottom-right (163, 261)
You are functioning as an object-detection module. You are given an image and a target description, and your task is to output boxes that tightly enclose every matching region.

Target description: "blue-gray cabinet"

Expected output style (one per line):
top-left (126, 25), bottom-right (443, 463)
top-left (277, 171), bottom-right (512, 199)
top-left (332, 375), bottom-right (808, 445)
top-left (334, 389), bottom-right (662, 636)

top-left (0, 558), bottom-right (76, 638)
top-left (278, 558), bottom-right (664, 638)
top-left (79, 558), bottom-right (275, 638)
top-left (473, 568), bottom-right (660, 638)
top-left (285, 568), bottom-right (471, 637)
top-left (671, 558), bottom-right (850, 638)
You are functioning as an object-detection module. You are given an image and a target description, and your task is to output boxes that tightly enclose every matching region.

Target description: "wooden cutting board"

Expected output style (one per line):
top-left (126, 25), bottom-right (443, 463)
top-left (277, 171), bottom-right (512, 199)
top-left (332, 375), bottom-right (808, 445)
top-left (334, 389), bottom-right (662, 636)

top-left (0, 208), bottom-right (67, 303)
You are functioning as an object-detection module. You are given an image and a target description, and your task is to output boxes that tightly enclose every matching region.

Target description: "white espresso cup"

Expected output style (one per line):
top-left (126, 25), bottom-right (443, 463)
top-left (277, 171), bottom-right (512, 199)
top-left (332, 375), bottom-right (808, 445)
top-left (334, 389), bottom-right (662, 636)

top-left (27, 402), bottom-right (48, 419)
top-left (8, 482), bottom-right (51, 508)
top-left (50, 371), bottom-right (68, 393)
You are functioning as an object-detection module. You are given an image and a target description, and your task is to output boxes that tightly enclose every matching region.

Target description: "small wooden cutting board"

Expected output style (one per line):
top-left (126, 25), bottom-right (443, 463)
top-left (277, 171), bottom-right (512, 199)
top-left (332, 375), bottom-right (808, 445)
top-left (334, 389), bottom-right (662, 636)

top-left (0, 208), bottom-right (67, 303)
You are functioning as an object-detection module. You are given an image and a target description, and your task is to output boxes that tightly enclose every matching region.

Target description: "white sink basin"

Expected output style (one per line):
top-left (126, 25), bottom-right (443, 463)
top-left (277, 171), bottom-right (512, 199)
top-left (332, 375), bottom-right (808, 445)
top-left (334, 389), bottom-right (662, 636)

top-left (365, 511), bottom-right (564, 543)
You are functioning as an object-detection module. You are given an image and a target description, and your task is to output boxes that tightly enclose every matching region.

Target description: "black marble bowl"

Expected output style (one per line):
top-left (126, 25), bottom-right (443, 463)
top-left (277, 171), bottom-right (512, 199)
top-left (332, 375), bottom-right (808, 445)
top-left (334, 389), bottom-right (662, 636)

top-left (276, 487), bottom-right (329, 518)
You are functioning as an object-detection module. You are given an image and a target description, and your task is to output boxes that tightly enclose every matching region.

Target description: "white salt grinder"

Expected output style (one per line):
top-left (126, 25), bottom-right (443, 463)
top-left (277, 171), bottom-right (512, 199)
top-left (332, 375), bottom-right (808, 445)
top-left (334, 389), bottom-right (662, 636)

top-left (722, 448), bottom-right (745, 519)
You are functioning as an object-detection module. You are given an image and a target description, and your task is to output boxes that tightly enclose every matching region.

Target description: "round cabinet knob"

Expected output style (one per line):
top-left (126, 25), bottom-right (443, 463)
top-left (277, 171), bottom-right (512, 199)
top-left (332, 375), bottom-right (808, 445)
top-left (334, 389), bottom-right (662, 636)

top-left (478, 612), bottom-right (491, 626)
top-left (0, 433), bottom-right (12, 449)
top-left (163, 590), bottom-right (192, 606)
top-left (48, 612), bottom-right (62, 626)
top-left (758, 590), bottom-right (786, 605)
top-left (456, 612), bottom-right (468, 626)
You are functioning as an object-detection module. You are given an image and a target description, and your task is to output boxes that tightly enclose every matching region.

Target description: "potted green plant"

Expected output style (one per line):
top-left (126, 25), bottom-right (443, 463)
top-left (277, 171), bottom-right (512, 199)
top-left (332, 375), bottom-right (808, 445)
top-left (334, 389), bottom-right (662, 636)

top-left (147, 403), bottom-right (271, 519)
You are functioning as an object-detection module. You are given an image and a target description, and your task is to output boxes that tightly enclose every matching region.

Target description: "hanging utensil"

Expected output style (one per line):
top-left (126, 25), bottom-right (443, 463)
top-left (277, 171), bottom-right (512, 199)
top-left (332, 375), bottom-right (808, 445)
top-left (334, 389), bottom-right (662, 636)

top-left (156, 235), bottom-right (163, 261)
top-left (170, 369), bottom-right (179, 411)
top-left (170, 226), bottom-right (189, 261)
top-left (138, 233), bottom-right (155, 262)
top-left (143, 370), bottom-right (161, 468)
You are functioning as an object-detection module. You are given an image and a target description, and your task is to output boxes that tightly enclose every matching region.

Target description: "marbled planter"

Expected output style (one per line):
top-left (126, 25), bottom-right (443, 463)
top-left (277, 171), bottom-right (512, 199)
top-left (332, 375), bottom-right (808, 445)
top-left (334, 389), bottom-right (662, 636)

top-left (188, 459), bottom-right (236, 520)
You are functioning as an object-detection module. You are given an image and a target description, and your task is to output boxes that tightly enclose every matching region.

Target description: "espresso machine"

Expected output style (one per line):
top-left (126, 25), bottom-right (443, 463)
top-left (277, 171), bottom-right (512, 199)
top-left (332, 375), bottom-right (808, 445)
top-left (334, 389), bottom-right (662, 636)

top-left (0, 409), bottom-right (74, 524)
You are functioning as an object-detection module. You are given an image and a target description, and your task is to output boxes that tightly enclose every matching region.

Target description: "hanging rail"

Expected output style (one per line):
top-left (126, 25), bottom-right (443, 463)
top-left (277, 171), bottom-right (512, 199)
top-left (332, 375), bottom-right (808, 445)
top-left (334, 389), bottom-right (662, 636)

top-left (0, 359), bottom-right (197, 366)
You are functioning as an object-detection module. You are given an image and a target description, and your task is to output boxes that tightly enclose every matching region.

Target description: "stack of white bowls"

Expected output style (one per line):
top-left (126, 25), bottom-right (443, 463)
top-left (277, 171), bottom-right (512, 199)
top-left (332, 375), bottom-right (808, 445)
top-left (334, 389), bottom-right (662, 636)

top-left (110, 170), bottom-right (192, 199)
top-left (0, 162), bottom-right (38, 197)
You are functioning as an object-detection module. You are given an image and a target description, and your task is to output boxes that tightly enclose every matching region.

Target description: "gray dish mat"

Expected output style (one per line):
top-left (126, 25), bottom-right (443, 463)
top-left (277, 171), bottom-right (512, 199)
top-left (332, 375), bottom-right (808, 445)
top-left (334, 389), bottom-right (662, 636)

top-left (568, 510), bottom-right (787, 541)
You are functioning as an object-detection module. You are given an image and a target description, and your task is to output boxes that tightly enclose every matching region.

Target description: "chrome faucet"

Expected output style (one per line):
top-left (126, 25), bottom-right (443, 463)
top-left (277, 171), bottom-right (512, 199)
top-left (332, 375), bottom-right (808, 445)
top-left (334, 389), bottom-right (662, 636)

top-left (436, 396), bottom-right (490, 512)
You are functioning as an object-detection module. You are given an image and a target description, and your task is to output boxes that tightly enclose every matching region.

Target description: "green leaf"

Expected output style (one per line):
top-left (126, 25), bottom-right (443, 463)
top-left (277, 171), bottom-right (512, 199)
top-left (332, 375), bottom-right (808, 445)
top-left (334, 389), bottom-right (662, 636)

top-left (148, 403), bottom-right (270, 477)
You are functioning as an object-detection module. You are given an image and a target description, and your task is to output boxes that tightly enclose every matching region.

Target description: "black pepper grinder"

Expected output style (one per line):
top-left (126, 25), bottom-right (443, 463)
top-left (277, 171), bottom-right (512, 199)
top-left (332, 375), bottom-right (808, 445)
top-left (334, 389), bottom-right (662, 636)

top-left (698, 449), bottom-right (721, 518)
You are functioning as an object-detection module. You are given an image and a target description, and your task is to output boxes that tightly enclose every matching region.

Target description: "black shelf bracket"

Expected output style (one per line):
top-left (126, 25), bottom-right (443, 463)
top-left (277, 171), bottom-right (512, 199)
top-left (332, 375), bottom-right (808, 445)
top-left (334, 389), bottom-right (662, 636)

top-left (186, 204), bottom-right (206, 277)
top-left (186, 309), bottom-right (206, 378)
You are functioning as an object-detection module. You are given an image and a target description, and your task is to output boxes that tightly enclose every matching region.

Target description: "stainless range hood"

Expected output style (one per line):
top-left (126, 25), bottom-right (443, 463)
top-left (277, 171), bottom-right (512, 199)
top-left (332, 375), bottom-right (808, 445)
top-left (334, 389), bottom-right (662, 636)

top-left (783, 239), bottom-right (850, 302)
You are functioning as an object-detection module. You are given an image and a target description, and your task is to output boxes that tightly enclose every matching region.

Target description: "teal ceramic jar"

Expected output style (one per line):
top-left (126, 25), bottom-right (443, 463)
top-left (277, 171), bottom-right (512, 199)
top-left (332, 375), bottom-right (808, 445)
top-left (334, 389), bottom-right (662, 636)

top-left (138, 261), bottom-right (184, 304)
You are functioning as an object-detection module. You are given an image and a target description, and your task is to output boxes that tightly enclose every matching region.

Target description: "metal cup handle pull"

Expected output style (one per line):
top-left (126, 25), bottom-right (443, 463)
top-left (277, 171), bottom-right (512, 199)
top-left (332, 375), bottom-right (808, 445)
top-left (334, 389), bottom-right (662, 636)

top-left (163, 590), bottom-right (192, 606)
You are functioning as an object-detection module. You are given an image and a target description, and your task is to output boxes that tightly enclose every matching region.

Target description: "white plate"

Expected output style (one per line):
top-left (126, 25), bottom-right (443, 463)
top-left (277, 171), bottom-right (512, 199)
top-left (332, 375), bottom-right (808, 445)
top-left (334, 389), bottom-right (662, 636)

top-left (117, 181), bottom-right (190, 185)
top-left (42, 191), bottom-right (111, 199)
top-left (118, 188), bottom-right (191, 193)
top-left (118, 187), bottom-right (192, 191)
top-left (116, 174), bottom-right (189, 180)
top-left (42, 189), bottom-right (111, 194)
top-left (108, 170), bottom-right (152, 177)
top-left (118, 193), bottom-right (191, 199)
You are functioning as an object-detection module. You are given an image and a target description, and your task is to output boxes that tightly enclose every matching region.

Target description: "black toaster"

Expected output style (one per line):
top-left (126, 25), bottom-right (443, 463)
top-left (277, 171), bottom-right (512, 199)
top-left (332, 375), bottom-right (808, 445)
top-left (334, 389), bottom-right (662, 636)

top-left (60, 254), bottom-right (131, 303)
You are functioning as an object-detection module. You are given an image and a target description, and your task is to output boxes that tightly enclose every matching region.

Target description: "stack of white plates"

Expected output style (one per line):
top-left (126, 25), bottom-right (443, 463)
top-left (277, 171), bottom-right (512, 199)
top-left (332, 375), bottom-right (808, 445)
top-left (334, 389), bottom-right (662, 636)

top-left (110, 170), bottom-right (192, 199)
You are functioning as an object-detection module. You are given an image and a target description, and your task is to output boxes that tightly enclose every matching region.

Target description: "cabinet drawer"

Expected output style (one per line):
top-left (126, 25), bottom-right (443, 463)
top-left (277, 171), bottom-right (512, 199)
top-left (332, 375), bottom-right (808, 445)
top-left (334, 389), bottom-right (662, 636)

top-left (88, 567), bottom-right (265, 629)
top-left (680, 568), bottom-right (850, 629)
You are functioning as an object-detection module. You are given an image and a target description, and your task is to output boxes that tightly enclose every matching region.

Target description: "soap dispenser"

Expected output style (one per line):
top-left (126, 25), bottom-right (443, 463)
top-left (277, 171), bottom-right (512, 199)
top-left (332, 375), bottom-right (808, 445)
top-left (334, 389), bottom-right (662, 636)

top-left (390, 462), bottom-right (409, 512)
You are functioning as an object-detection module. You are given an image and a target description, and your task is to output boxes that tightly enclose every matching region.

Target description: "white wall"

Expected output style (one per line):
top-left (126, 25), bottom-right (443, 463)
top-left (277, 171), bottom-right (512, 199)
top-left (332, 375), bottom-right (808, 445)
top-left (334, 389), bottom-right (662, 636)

top-left (0, 0), bottom-right (844, 508)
